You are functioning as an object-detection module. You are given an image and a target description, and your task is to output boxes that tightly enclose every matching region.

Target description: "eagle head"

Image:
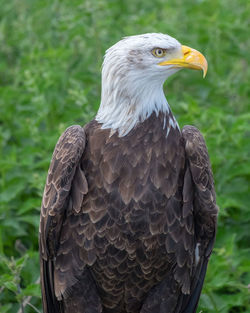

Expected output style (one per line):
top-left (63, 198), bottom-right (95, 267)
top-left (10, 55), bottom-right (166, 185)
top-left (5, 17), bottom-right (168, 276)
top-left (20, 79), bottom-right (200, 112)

top-left (96, 33), bottom-right (207, 136)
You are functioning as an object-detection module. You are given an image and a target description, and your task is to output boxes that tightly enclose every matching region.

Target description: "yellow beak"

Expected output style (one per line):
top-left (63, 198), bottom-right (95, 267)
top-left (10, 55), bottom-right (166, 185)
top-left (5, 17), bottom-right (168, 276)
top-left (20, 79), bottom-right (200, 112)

top-left (158, 45), bottom-right (208, 78)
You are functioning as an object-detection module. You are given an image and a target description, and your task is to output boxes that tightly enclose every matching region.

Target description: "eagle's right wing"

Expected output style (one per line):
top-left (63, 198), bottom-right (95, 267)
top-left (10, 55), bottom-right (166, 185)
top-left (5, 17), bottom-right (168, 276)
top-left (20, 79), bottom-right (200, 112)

top-left (39, 125), bottom-right (88, 312)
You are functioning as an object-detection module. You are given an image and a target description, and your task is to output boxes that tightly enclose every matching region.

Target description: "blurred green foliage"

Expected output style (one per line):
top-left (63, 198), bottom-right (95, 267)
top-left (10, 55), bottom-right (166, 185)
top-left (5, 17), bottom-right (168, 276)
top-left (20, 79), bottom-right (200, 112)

top-left (0, 0), bottom-right (249, 312)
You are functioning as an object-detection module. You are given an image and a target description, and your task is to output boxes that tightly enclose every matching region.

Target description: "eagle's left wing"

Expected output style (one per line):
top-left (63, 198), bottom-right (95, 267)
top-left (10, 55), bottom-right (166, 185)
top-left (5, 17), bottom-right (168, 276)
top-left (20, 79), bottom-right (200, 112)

top-left (180, 125), bottom-right (218, 313)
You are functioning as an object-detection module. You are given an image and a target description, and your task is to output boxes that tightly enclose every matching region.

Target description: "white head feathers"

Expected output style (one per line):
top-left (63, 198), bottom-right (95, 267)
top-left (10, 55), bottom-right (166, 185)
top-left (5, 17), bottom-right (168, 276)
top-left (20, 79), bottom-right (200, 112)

top-left (96, 33), bottom-right (182, 136)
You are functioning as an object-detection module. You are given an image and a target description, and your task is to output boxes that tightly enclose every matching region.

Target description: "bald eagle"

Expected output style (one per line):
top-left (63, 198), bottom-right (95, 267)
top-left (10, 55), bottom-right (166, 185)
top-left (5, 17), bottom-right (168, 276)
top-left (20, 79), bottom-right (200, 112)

top-left (39, 33), bottom-right (218, 313)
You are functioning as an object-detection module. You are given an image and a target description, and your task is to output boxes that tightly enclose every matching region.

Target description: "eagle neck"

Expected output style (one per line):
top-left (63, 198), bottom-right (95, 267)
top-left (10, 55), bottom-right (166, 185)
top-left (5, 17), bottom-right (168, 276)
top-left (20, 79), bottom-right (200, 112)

top-left (96, 80), bottom-right (177, 137)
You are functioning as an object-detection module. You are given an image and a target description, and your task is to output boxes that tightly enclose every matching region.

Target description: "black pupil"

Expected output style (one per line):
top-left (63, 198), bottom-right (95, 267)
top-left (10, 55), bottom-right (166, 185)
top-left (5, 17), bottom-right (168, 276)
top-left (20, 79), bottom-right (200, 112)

top-left (158, 49), bottom-right (162, 54)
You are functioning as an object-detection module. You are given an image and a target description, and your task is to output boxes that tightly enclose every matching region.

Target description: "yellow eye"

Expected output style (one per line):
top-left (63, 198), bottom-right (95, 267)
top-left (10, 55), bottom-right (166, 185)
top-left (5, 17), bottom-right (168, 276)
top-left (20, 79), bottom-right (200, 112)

top-left (152, 48), bottom-right (166, 58)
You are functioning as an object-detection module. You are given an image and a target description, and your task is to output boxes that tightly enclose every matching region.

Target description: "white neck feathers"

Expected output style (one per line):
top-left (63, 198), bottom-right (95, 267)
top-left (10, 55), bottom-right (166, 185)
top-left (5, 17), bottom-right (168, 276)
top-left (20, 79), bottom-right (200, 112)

top-left (96, 82), bottom-right (170, 137)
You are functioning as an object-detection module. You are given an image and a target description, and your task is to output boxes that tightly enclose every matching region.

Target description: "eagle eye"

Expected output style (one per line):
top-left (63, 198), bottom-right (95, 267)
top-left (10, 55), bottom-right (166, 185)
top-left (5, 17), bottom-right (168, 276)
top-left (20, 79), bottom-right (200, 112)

top-left (152, 48), bottom-right (167, 58)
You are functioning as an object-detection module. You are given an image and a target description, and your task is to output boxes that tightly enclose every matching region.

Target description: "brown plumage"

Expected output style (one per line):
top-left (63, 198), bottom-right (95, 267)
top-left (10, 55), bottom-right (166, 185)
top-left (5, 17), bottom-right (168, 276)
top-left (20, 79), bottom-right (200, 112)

top-left (39, 33), bottom-right (218, 313)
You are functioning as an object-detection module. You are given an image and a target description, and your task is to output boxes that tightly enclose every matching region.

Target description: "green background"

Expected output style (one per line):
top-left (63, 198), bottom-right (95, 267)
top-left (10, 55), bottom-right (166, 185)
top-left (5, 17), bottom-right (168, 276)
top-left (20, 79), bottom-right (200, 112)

top-left (0, 0), bottom-right (249, 312)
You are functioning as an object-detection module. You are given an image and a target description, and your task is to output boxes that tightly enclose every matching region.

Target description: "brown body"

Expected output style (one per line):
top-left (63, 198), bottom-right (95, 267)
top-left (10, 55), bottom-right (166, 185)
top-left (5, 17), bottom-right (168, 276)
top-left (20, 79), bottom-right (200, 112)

top-left (40, 112), bottom-right (218, 313)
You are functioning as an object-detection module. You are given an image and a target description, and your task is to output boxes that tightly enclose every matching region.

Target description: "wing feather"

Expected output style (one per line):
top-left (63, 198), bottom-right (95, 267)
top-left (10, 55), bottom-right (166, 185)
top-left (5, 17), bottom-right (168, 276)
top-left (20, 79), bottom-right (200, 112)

top-left (39, 125), bottom-right (87, 313)
top-left (180, 125), bottom-right (218, 313)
